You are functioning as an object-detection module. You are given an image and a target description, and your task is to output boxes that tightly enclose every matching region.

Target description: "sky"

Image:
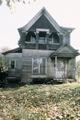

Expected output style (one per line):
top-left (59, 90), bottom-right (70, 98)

top-left (0, 0), bottom-right (80, 59)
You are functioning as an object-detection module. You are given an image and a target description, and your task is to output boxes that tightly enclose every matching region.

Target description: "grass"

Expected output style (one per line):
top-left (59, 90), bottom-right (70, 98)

top-left (0, 83), bottom-right (80, 120)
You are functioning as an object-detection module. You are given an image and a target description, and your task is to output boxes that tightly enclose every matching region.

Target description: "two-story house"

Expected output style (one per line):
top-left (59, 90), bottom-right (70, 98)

top-left (3, 8), bottom-right (79, 83)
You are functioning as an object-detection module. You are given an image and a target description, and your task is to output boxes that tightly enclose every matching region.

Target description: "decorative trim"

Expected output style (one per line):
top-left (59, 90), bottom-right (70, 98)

top-left (36, 28), bottom-right (50, 34)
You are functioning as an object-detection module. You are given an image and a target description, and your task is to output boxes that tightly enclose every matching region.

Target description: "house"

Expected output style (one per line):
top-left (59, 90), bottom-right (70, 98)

top-left (2, 8), bottom-right (79, 83)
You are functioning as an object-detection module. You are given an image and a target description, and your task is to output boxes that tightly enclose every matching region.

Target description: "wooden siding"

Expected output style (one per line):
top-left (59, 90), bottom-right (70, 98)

top-left (67, 58), bottom-right (76, 79)
top-left (22, 49), bottom-right (53, 82)
top-left (5, 53), bottom-right (22, 78)
top-left (4, 50), bottom-right (76, 83)
top-left (23, 43), bottom-right (60, 50)
top-left (47, 58), bottom-right (55, 77)
top-left (63, 33), bottom-right (70, 45)
top-left (21, 49), bottom-right (76, 83)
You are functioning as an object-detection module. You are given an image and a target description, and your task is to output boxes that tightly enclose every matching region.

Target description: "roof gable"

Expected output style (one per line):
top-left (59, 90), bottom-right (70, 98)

top-left (29, 15), bottom-right (57, 32)
top-left (2, 48), bottom-right (22, 55)
top-left (50, 45), bottom-right (79, 58)
top-left (56, 45), bottom-right (78, 54)
top-left (18, 7), bottom-right (64, 34)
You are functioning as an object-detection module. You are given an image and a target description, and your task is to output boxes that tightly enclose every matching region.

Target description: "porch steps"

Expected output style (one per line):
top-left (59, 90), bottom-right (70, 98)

top-left (53, 78), bottom-right (66, 83)
top-left (53, 78), bottom-right (75, 83)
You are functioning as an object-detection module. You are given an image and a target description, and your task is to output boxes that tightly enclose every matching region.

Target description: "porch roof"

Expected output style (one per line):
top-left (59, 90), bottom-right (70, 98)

top-left (50, 45), bottom-right (79, 58)
top-left (2, 47), bottom-right (22, 55)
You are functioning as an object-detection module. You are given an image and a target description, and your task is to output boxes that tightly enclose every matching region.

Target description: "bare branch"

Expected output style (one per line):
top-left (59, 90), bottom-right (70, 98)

top-left (0, 0), bottom-right (37, 8)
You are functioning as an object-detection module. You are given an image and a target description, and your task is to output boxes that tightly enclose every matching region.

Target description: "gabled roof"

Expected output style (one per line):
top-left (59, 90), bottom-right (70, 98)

top-left (18, 7), bottom-right (74, 34)
top-left (50, 44), bottom-right (79, 58)
top-left (56, 45), bottom-right (77, 53)
top-left (2, 47), bottom-right (22, 55)
top-left (60, 26), bottom-right (74, 33)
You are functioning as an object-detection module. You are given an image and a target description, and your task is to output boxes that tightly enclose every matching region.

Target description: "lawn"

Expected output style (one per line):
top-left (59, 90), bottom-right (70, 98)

top-left (0, 83), bottom-right (80, 120)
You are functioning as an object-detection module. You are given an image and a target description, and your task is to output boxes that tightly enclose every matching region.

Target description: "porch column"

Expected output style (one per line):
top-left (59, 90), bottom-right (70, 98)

top-left (64, 60), bottom-right (68, 79)
top-left (55, 56), bottom-right (58, 79)
top-left (36, 32), bottom-right (39, 49)
top-left (46, 33), bottom-right (49, 50)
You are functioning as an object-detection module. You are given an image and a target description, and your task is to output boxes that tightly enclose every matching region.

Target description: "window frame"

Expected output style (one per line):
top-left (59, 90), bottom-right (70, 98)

top-left (10, 60), bottom-right (16, 69)
top-left (36, 28), bottom-right (50, 44)
top-left (25, 32), bottom-right (36, 43)
top-left (49, 33), bottom-right (60, 44)
top-left (38, 31), bottom-right (46, 44)
top-left (32, 57), bottom-right (47, 75)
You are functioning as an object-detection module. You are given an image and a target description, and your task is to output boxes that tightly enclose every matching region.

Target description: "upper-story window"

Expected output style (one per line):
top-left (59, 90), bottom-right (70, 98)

top-left (36, 28), bottom-right (50, 44)
top-left (39, 31), bottom-right (46, 44)
top-left (26, 31), bottom-right (36, 43)
top-left (49, 32), bottom-right (59, 44)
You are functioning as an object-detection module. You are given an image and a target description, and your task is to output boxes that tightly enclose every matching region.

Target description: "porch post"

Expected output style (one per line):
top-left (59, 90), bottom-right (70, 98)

top-left (64, 60), bottom-right (68, 79)
top-left (55, 56), bottom-right (57, 79)
top-left (36, 32), bottom-right (39, 49)
top-left (46, 33), bottom-right (49, 50)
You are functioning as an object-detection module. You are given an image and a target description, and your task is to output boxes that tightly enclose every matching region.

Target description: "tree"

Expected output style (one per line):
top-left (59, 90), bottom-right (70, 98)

top-left (0, 54), bottom-right (8, 71)
top-left (0, 54), bottom-right (8, 84)
top-left (0, 47), bottom-right (10, 71)
top-left (0, 0), bottom-right (36, 8)
top-left (0, 47), bottom-right (10, 73)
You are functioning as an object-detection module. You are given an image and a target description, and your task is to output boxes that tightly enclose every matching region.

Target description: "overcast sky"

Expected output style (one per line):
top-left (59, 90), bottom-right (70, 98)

top-left (0, 0), bottom-right (80, 55)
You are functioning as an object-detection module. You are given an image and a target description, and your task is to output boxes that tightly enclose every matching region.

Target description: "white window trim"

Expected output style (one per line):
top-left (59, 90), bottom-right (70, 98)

top-left (32, 57), bottom-right (47, 75)
top-left (36, 28), bottom-right (50, 34)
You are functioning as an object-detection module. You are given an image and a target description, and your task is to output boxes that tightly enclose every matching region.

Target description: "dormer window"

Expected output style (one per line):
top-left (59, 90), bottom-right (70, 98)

top-left (49, 32), bottom-right (59, 44)
top-left (26, 31), bottom-right (36, 43)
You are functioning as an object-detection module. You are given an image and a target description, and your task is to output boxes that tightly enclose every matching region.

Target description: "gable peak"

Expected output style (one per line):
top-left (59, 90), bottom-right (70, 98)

top-left (41, 7), bottom-right (46, 14)
top-left (18, 7), bottom-right (64, 34)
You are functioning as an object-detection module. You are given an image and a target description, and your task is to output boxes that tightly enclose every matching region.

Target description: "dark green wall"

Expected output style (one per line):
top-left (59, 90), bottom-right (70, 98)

top-left (29, 15), bottom-right (57, 32)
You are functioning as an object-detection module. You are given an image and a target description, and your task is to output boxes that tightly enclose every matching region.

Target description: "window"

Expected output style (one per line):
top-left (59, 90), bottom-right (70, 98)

top-left (39, 32), bottom-right (46, 44)
top-left (49, 33), bottom-right (59, 44)
top-left (26, 32), bottom-right (36, 43)
top-left (10, 60), bottom-right (16, 69)
top-left (36, 28), bottom-right (50, 44)
top-left (32, 58), bottom-right (47, 75)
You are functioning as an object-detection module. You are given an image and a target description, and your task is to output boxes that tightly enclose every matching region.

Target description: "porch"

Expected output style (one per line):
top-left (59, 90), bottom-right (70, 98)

top-left (49, 45), bottom-right (79, 81)
top-left (50, 57), bottom-right (75, 82)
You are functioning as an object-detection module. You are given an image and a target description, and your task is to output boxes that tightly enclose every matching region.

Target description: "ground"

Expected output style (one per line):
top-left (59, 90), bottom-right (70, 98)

top-left (0, 83), bottom-right (80, 120)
